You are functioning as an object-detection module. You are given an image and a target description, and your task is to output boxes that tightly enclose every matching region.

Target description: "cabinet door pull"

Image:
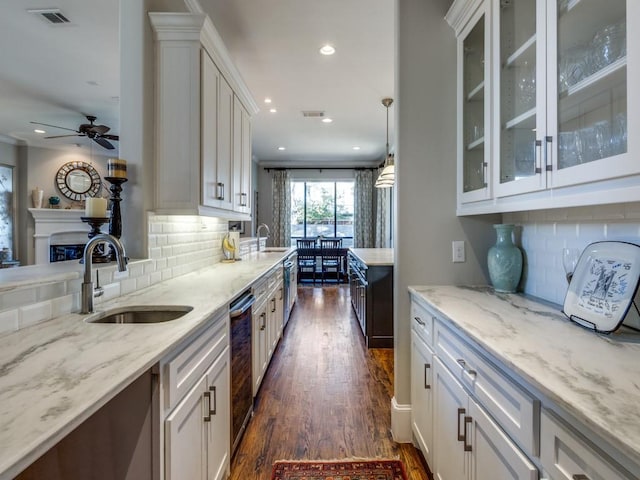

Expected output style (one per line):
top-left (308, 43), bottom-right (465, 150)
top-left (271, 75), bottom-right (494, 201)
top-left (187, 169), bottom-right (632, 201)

top-left (240, 192), bottom-right (248, 207)
top-left (203, 391), bottom-right (212, 422)
top-left (545, 136), bottom-right (553, 171)
top-left (457, 408), bottom-right (466, 441)
top-left (572, 476), bottom-right (589, 480)
top-left (216, 182), bottom-right (225, 200)
top-left (260, 312), bottom-right (266, 330)
top-left (535, 139), bottom-right (543, 174)
top-left (209, 386), bottom-right (217, 415)
top-left (423, 363), bottom-right (431, 389)
top-left (463, 416), bottom-right (472, 452)
top-left (414, 316), bottom-right (425, 326)
top-left (271, 297), bottom-right (276, 312)
top-left (457, 358), bottom-right (466, 368)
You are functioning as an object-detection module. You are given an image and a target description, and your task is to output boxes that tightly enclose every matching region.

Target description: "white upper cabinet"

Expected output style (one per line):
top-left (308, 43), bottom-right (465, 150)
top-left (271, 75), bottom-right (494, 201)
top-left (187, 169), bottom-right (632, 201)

top-left (149, 12), bottom-right (258, 219)
top-left (458, 3), bottom-right (492, 203)
top-left (448, 0), bottom-right (639, 214)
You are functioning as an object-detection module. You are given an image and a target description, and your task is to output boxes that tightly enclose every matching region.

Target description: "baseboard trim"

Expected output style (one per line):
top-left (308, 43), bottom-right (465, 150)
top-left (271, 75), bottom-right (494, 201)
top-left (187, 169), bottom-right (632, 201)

top-left (390, 396), bottom-right (412, 443)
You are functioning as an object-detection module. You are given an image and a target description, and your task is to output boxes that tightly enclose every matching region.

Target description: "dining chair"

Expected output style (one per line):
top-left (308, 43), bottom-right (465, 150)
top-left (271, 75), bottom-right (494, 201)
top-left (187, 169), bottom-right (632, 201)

top-left (296, 239), bottom-right (318, 283)
top-left (320, 238), bottom-right (343, 284)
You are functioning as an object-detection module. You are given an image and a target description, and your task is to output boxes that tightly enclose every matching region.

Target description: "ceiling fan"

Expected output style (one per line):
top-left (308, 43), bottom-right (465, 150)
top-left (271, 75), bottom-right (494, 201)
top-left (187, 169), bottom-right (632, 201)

top-left (30, 115), bottom-right (119, 150)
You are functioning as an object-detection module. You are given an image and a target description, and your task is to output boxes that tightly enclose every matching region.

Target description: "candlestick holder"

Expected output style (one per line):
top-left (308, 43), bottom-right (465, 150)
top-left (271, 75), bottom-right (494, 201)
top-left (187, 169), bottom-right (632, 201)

top-left (105, 176), bottom-right (128, 261)
top-left (80, 217), bottom-right (111, 263)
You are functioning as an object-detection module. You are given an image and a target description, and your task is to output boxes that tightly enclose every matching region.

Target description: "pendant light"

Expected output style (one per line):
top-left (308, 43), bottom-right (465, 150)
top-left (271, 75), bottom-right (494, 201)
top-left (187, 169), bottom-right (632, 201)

top-left (375, 97), bottom-right (394, 188)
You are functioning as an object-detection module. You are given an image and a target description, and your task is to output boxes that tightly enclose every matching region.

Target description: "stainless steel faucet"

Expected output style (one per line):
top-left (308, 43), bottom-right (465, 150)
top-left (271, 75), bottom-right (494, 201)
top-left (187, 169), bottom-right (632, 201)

top-left (256, 223), bottom-right (270, 251)
top-left (81, 234), bottom-right (128, 314)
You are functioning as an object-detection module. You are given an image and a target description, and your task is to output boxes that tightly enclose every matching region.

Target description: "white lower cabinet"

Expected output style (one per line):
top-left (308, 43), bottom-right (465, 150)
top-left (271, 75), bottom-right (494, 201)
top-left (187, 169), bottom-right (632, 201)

top-left (540, 409), bottom-right (634, 480)
top-left (161, 309), bottom-right (230, 480)
top-left (165, 349), bottom-right (230, 480)
top-left (252, 267), bottom-right (285, 397)
top-left (433, 358), bottom-right (537, 480)
top-left (411, 329), bottom-right (434, 467)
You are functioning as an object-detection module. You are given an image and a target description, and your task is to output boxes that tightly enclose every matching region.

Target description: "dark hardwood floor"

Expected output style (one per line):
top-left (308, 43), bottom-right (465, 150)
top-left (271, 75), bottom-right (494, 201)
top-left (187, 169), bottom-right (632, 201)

top-left (229, 285), bottom-right (430, 479)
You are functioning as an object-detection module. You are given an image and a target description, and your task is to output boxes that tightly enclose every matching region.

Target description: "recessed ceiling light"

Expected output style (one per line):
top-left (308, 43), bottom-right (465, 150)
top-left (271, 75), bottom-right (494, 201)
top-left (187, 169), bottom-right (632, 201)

top-left (322, 118), bottom-right (333, 123)
top-left (34, 129), bottom-right (46, 134)
top-left (264, 98), bottom-right (272, 104)
top-left (320, 44), bottom-right (336, 55)
top-left (278, 146), bottom-right (286, 151)
top-left (270, 108), bottom-right (277, 113)
top-left (352, 146), bottom-right (361, 150)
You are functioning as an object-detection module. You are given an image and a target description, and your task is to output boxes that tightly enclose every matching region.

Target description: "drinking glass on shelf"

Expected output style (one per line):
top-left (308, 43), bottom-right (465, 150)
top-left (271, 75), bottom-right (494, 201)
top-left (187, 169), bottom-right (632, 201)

top-left (562, 247), bottom-right (581, 283)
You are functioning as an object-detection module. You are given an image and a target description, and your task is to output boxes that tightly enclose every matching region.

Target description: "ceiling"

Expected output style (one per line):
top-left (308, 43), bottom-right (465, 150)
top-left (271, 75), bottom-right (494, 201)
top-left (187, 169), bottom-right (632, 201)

top-left (0, 0), bottom-right (394, 167)
top-left (0, 1), bottom-right (120, 155)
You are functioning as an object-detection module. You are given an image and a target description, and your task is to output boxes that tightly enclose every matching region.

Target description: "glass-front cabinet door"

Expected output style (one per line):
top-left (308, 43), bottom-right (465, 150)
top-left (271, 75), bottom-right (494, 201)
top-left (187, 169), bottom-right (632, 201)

top-left (458, 5), bottom-right (491, 203)
top-left (548, 0), bottom-right (631, 188)
top-left (494, 0), bottom-right (546, 197)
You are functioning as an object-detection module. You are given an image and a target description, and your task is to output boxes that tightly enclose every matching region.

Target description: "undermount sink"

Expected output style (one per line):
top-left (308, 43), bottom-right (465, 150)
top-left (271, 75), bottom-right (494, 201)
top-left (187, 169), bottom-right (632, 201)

top-left (85, 305), bottom-right (193, 324)
top-left (262, 248), bottom-right (289, 253)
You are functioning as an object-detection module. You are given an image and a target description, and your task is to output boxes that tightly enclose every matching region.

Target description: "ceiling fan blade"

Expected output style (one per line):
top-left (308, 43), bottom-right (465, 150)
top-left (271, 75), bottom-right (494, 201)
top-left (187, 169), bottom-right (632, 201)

top-left (44, 134), bottom-right (85, 139)
top-left (101, 134), bottom-right (119, 141)
top-left (30, 121), bottom-right (78, 133)
top-left (93, 137), bottom-right (115, 150)
top-left (91, 125), bottom-right (110, 135)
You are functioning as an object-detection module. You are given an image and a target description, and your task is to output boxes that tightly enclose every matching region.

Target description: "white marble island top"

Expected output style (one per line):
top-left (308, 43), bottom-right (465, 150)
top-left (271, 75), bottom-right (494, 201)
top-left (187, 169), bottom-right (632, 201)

top-left (409, 285), bottom-right (640, 471)
top-left (348, 248), bottom-right (394, 266)
top-left (0, 248), bottom-right (294, 479)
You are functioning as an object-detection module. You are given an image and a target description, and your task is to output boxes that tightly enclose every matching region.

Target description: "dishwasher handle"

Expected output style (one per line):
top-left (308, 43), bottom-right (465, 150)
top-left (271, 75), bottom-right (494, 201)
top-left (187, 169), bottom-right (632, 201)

top-left (230, 294), bottom-right (255, 317)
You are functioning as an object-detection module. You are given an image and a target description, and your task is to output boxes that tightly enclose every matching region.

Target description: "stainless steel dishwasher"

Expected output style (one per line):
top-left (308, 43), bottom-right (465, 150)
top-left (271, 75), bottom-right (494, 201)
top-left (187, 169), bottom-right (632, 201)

top-left (229, 290), bottom-right (255, 455)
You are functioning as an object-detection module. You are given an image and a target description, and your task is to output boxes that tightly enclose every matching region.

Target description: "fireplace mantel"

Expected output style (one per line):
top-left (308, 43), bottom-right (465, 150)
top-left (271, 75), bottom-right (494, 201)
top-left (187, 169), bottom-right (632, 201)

top-left (28, 208), bottom-right (97, 264)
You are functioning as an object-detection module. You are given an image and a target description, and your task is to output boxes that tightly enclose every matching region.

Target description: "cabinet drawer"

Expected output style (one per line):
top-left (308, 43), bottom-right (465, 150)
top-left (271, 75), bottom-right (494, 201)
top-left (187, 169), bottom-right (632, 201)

top-left (434, 319), bottom-right (538, 456)
top-left (164, 309), bottom-right (228, 411)
top-left (253, 278), bottom-right (268, 305)
top-left (410, 299), bottom-right (434, 347)
top-left (540, 409), bottom-right (634, 480)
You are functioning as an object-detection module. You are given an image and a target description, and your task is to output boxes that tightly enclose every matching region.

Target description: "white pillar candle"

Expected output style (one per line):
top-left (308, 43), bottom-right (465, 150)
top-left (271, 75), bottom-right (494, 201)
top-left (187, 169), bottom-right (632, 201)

top-left (85, 197), bottom-right (108, 217)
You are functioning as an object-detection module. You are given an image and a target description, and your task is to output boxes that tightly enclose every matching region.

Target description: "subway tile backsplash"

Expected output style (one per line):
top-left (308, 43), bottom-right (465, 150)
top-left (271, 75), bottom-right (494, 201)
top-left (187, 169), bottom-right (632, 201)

top-left (0, 213), bottom-right (231, 336)
top-left (504, 202), bottom-right (640, 305)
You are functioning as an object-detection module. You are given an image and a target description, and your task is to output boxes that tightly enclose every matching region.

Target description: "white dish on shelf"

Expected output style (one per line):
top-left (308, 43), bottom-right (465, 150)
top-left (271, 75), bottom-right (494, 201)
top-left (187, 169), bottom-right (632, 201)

top-left (563, 241), bottom-right (640, 333)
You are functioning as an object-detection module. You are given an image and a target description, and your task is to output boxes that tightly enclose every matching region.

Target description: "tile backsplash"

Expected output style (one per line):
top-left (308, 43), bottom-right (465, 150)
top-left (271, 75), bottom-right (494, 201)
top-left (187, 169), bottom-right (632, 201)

top-left (504, 202), bottom-right (640, 305)
top-left (0, 214), bottom-right (230, 336)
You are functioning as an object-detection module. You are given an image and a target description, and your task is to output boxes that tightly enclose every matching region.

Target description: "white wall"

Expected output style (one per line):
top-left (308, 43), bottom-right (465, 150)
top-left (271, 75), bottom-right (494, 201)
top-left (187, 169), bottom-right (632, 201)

top-left (393, 0), bottom-right (500, 416)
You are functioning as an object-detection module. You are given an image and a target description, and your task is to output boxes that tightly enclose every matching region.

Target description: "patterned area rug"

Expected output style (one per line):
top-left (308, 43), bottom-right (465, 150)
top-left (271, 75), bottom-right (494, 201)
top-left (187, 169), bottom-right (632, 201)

top-left (271, 459), bottom-right (408, 479)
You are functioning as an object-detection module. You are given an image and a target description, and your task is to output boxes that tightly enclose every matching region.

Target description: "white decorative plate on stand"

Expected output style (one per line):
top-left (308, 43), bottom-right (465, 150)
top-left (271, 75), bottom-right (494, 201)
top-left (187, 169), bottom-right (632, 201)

top-left (563, 241), bottom-right (640, 333)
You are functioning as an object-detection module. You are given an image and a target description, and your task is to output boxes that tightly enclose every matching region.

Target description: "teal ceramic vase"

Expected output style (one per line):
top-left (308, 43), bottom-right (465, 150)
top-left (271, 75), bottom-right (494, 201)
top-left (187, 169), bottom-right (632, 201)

top-left (487, 224), bottom-right (522, 293)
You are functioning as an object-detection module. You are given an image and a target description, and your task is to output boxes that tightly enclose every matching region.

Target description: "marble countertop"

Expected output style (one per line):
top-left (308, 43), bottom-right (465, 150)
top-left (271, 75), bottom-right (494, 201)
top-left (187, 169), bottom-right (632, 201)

top-left (409, 285), bottom-right (640, 469)
top-left (0, 249), bottom-right (293, 479)
top-left (348, 248), bottom-right (394, 266)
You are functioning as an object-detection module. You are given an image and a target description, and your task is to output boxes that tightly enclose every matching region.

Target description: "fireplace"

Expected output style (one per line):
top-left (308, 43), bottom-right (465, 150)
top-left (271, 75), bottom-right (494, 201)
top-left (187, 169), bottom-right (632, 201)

top-left (29, 208), bottom-right (91, 264)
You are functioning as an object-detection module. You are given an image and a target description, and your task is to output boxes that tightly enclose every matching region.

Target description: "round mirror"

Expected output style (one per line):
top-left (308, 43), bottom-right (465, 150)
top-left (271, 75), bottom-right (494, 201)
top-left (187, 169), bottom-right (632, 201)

top-left (55, 161), bottom-right (102, 201)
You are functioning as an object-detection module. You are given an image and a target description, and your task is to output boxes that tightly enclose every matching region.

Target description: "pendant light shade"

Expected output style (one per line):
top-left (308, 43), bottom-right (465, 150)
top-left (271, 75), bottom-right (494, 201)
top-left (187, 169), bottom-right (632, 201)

top-left (375, 98), bottom-right (394, 188)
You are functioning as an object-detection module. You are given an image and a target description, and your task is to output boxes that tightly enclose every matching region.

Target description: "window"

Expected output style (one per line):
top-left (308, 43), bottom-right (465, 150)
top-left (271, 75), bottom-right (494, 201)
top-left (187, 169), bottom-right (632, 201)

top-left (291, 181), bottom-right (354, 247)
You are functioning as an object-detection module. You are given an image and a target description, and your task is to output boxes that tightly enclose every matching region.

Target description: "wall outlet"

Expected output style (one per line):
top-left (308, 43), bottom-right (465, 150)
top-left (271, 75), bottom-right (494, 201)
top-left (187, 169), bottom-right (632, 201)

top-left (452, 240), bottom-right (465, 263)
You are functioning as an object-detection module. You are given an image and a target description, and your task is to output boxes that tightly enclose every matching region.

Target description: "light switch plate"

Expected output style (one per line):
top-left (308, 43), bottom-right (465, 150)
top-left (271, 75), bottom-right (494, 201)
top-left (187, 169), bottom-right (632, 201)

top-left (452, 241), bottom-right (465, 263)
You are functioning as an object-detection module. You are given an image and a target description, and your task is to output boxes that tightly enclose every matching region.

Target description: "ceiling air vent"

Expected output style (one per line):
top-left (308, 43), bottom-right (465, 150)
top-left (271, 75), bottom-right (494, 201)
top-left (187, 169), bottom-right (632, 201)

top-left (28, 8), bottom-right (71, 25)
top-left (302, 111), bottom-right (325, 118)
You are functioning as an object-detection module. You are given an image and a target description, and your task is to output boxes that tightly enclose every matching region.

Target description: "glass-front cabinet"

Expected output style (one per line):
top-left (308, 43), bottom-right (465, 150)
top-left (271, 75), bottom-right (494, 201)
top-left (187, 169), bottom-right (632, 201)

top-left (447, 0), bottom-right (639, 214)
top-left (549, 0), bottom-right (629, 188)
top-left (455, 1), bottom-right (491, 203)
top-left (494, 0), bottom-right (543, 196)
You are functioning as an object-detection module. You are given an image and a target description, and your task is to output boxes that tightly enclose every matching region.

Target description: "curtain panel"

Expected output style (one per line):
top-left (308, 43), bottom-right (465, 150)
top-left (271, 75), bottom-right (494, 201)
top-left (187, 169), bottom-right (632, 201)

top-left (271, 170), bottom-right (291, 247)
top-left (354, 170), bottom-right (374, 248)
